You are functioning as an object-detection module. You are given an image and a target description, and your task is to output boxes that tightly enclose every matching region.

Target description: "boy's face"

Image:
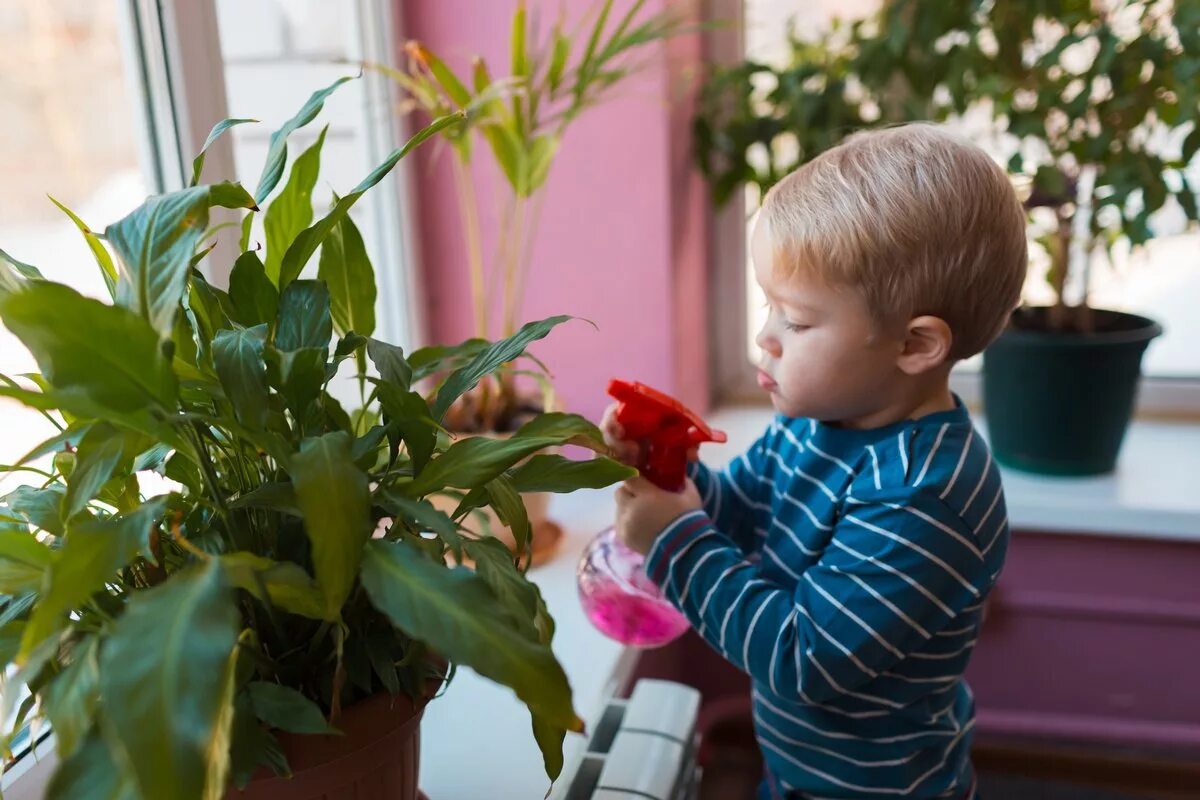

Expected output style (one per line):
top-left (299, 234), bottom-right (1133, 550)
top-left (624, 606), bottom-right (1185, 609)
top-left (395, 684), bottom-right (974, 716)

top-left (751, 219), bottom-right (905, 425)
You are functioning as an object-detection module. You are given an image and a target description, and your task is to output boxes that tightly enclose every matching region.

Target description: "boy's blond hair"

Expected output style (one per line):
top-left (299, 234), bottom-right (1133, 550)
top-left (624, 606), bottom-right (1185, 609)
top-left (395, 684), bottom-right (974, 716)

top-left (761, 123), bottom-right (1027, 360)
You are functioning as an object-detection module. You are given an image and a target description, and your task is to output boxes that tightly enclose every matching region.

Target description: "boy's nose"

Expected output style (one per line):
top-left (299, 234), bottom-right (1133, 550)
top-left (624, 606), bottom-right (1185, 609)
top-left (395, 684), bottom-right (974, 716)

top-left (755, 328), bottom-right (780, 357)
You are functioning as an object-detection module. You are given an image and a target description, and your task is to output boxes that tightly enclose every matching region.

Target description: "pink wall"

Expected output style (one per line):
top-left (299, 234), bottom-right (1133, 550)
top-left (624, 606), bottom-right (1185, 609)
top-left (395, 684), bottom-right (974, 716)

top-left (400, 0), bottom-right (710, 424)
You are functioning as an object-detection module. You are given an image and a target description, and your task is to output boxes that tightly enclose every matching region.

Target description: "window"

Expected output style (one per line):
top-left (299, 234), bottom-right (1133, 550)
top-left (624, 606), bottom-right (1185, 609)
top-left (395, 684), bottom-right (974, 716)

top-left (711, 0), bottom-right (1200, 414)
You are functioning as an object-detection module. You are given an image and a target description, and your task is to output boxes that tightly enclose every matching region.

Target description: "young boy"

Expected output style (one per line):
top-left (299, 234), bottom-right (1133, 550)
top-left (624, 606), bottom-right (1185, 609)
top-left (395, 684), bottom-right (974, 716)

top-left (603, 124), bottom-right (1027, 799)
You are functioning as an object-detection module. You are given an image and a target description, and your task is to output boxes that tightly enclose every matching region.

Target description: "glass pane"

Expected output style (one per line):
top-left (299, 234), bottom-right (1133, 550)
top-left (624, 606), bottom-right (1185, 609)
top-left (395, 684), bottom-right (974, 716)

top-left (0, 0), bottom-right (152, 468)
top-left (740, 0), bottom-right (1200, 380)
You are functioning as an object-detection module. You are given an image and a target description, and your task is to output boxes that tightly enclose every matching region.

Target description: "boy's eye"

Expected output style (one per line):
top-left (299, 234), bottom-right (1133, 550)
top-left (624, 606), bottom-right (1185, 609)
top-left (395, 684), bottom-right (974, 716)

top-left (785, 321), bottom-right (809, 333)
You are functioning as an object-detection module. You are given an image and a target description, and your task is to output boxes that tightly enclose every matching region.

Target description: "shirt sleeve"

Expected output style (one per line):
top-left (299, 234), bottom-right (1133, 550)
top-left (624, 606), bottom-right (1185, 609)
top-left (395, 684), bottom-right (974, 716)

top-left (685, 423), bottom-right (776, 554)
top-left (643, 487), bottom-right (988, 706)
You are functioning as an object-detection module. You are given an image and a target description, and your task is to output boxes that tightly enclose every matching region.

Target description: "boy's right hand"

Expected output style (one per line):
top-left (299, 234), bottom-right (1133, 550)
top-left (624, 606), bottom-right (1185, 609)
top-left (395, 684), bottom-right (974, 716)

top-left (601, 403), bottom-right (643, 467)
top-left (600, 403), bottom-right (701, 467)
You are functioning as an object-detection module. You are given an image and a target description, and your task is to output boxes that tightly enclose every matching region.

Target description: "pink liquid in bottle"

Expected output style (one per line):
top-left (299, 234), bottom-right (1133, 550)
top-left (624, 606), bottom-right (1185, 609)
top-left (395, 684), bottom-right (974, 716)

top-left (577, 527), bottom-right (689, 648)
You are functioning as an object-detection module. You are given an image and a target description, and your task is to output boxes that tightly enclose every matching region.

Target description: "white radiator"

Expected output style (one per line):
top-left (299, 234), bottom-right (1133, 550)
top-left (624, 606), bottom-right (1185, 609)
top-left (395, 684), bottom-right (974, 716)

top-left (552, 679), bottom-right (702, 800)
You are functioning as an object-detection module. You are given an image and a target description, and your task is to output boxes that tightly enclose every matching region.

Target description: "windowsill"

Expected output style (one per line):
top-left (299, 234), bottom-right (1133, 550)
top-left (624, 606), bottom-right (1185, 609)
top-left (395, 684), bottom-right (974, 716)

top-left (705, 405), bottom-right (1200, 542)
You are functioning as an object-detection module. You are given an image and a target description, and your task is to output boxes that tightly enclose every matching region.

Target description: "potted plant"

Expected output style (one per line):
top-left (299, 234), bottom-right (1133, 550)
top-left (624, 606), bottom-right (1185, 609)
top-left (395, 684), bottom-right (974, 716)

top-left (694, 0), bottom-right (1200, 474)
top-left (0, 78), bottom-right (634, 799)
top-left (362, 0), bottom-right (687, 559)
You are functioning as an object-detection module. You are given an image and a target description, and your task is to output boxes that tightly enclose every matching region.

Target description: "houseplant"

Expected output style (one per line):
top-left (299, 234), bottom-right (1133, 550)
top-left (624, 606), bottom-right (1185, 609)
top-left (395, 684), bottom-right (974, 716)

top-left (694, 0), bottom-right (1200, 474)
top-left (361, 0), bottom-right (688, 558)
top-left (0, 78), bottom-right (634, 798)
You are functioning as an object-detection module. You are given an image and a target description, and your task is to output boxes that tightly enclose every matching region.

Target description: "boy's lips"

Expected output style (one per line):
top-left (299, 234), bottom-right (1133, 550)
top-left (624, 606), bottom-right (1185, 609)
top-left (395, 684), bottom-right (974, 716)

top-left (757, 370), bottom-right (777, 391)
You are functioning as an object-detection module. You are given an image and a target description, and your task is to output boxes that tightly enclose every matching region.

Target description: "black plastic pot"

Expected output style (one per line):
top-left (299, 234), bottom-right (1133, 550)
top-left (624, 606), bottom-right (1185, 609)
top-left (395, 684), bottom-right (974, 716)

top-left (982, 307), bottom-right (1162, 476)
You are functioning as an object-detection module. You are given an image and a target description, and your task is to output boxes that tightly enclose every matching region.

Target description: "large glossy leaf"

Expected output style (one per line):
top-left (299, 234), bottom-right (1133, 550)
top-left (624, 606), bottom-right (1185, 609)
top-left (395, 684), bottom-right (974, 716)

top-left (514, 412), bottom-right (607, 451)
top-left (375, 490), bottom-right (465, 557)
top-left (267, 346), bottom-right (326, 418)
top-left (0, 384), bottom-right (183, 451)
top-left (48, 196), bottom-right (118, 298)
top-left (192, 117), bottom-right (257, 187)
top-left (275, 280), bottom-right (332, 353)
top-left (374, 383), bottom-right (436, 473)
top-left (228, 251), bottom-right (278, 327)
top-left (254, 77), bottom-right (355, 204)
top-left (0, 530), bottom-right (53, 594)
top-left (20, 499), bottom-right (165, 661)
top-left (0, 282), bottom-right (177, 411)
top-left (508, 453), bottom-right (635, 493)
top-left (278, 112), bottom-right (464, 287)
top-left (463, 537), bottom-right (541, 641)
top-left (264, 127), bottom-right (327, 285)
top-left (408, 338), bottom-right (490, 381)
top-left (247, 681), bottom-right (338, 734)
top-left (41, 636), bottom-right (100, 758)
top-left (13, 423), bottom-right (90, 468)
top-left (366, 339), bottom-right (411, 390)
top-left (46, 730), bottom-right (137, 800)
top-left (107, 185), bottom-right (254, 340)
top-left (4, 483), bottom-right (67, 537)
top-left (360, 539), bottom-right (582, 733)
top-left (99, 560), bottom-right (240, 800)
top-left (532, 714), bottom-right (567, 784)
top-left (213, 325), bottom-right (270, 428)
top-left (404, 435), bottom-right (560, 497)
top-left (229, 694), bottom-right (290, 788)
top-left (431, 316), bottom-right (573, 420)
top-left (319, 212), bottom-right (377, 339)
top-left (65, 423), bottom-right (147, 518)
top-left (291, 432), bottom-right (371, 619)
top-left (219, 552), bottom-right (324, 620)
top-left (485, 475), bottom-right (529, 554)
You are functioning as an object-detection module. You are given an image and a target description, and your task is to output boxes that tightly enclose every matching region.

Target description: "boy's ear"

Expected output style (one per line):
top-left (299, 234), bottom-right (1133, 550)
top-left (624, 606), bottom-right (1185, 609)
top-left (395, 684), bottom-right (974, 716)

top-left (896, 315), bottom-right (953, 375)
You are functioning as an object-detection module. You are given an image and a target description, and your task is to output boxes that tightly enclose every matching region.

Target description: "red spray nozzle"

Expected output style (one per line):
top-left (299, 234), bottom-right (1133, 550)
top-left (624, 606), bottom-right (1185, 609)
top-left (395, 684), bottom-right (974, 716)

top-left (607, 379), bottom-right (727, 492)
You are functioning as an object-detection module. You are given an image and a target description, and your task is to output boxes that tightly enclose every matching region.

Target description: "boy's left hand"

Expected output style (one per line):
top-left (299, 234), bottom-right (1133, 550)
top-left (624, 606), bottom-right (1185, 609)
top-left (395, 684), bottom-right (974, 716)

top-left (615, 476), bottom-right (703, 556)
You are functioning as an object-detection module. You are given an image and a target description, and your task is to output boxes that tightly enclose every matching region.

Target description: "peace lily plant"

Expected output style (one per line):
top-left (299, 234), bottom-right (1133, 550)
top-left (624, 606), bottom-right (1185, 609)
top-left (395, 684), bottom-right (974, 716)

top-left (0, 77), bottom-right (633, 797)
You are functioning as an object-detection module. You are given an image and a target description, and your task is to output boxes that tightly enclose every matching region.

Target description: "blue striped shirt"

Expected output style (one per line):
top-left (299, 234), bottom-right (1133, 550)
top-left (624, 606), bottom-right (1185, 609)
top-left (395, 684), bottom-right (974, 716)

top-left (644, 399), bottom-right (1007, 799)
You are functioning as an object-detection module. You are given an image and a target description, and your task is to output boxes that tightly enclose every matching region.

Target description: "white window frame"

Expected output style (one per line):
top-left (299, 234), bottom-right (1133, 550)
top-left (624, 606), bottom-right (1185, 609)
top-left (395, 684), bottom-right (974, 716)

top-left (706, 0), bottom-right (1200, 420)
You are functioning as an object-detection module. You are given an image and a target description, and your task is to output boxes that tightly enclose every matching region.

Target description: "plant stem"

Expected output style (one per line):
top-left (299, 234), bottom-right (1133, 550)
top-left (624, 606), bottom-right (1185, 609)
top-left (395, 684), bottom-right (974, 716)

top-left (452, 156), bottom-right (488, 341)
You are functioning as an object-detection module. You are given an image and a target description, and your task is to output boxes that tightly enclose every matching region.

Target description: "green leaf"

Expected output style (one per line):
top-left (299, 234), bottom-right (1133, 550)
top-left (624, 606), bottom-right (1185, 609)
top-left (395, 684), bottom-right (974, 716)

top-left (192, 118), bottom-right (257, 187)
top-left (0, 530), bottom-right (53, 594)
top-left (21, 499), bottom-right (166, 661)
top-left (548, 28), bottom-right (571, 91)
top-left (264, 127), bottom-right (327, 285)
top-left (532, 714), bottom-right (567, 783)
top-left (228, 251), bottom-right (279, 327)
top-left (319, 212), bottom-right (377, 339)
top-left (247, 681), bottom-right (338, 735)
top-left (409, 338), bottom-right (490, 381)
top-left (420, 45), bottom-right (473, 107)
top-left (229, 482), bottom-right (300, 517)
top-left (275, 280), bottom-right (332, 352)
top-left (432, 316), bottom-right (573, 420)
top-left (291, 432), bottom-right (371, 619)
top-left (360, 539), bottom-right (582, 733)
top-left (375, 490), bottom-right (466, 557)
top-left (375, 384), bottom-right (437, 472)
top-left (0, 384), bottom-right (181, 449)
top-left (99, 560), bottom-right (240, 800)
top-left (46, 731), bottom-right (137, 800)
top-left (229, 694), bottom-right (290, 787)
top-left (514, 412), bottom-right (606, 450)
top-left (255, 77), bottom-right (356, 204)
top-left (220, 552), bottom-right (324, 620)
top-left (486, 475), bottom-right (529, 553)
top-left (367, 338), bottom-right (412, 389)
top-left (267, 346), bottom-right (326, 417)
top-left (13, 423), bottom-right (89, 468)
top-left (107, 185), bottom-right (251, 340)
top-left (508, 453), bottom-right (636, 493)
top-left (278, 112), bottom-right (465, 287)
top-left (5, 483), bottom-right (67, 536)
top-left (406, 435), bottom-right (560, 497)
top-left (0, 282), bottom-right (178, 411)
top-left (48, 196), bottom-right (118, 298)
top-left (0, 246), bottom-right (44, 282)
top-left (65, 423), bottom-right (146, 518)
top-left (213, 325), bottom-right (270, 428)
top-left (462, 536), bottom-right (542, 641)
top-left (42, 636), bottom-right (100, 758)
top-left (527, 135), bottom-right (559, 193)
